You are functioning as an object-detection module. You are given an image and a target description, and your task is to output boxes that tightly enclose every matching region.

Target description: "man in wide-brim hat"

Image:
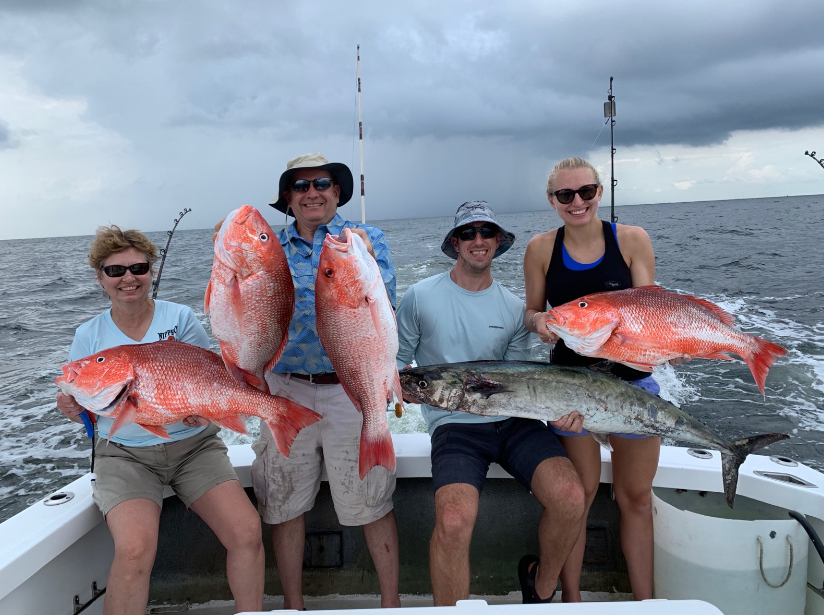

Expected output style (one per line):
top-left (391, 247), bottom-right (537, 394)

top-left (250, 153), bottom-right (400, 610)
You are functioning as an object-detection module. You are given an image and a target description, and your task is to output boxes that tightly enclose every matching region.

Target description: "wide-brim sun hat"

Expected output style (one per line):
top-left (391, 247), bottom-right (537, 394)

top-left (440, 200), bottom-right (516, 259)
top-left (269, 152), bottom-right (354, 216)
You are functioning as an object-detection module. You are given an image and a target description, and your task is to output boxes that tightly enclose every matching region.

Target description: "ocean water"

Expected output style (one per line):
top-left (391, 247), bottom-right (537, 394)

top-left (1, 195), bottom-right (822, 523)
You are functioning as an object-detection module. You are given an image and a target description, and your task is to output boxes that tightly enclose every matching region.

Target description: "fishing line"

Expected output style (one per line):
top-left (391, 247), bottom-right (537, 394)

top-left (758, 152), bottom-right (805, 196)
top-left (587, 118), bottom-right (610, 158)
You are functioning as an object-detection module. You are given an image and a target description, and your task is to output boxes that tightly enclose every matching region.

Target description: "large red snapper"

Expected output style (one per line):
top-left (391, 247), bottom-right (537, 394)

top-left (545, 285), bottom-right (787, 396)
top-left (315, 228), bottom-right (403, 479)
top-left (55, 341), bottom-right (321, 457)
top-left (205, 205), bottom-right (294, 392)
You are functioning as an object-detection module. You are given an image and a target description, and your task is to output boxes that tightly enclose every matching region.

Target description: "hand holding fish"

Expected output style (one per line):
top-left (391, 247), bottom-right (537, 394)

top-left (530, 310), bottom-right (560, 344)
top-left (550, 410), bottom-right (584, 433)
top-left (349, 228), bottom-right (376, 259)
top-left (56, 391), bottom-right (86, 424)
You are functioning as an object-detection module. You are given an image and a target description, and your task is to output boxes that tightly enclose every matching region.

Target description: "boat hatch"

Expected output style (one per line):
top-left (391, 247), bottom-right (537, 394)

top-left (753, 471), bottom-right (818, 488)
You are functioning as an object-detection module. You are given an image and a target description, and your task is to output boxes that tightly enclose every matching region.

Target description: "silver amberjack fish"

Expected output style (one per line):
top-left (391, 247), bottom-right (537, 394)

top-left (399, 360), bottom-right (788, 508)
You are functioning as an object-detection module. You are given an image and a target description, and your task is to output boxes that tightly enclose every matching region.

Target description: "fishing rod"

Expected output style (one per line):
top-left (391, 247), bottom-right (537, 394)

top-left (604, 77), bottom-right (618, 223)
top-left (804, 150), bottom-right (824, 171)
top-left (152, 208), bottom-right (192, 299)
top-left (357, 44), bottom-right (366, 224)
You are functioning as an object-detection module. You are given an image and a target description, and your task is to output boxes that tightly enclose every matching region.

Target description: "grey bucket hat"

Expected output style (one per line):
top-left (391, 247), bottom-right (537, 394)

top-left (440, 201), bottom-right (516, 259)
top-left (269, 153), bottom-right (354, 216)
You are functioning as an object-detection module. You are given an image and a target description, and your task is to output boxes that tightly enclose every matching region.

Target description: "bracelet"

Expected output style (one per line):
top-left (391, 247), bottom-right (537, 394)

top-left (531, 311), bottom-right (542, 332)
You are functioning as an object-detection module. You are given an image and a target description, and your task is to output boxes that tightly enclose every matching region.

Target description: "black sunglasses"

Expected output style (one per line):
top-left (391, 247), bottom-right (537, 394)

top-left (552, 183), bottom-right (599, 205)
top-left (456, 225), bottom-right (499, 241)
top-left (291, 178), bottom-right (334, 193)
top-left (100, 262), bottom-right (151, 278)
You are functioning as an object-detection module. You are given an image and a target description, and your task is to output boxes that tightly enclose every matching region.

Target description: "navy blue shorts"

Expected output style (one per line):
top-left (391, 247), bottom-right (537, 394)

top-left (430, 417), bottom-right (569, 494)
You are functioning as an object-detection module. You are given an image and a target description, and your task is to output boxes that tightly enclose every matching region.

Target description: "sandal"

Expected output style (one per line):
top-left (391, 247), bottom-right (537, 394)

top-left (518, 554), bottom-right (556, 604)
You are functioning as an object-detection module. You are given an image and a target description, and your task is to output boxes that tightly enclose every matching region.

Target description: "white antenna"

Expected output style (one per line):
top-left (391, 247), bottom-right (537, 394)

top-left (357, 44), bottom-right (366, 223)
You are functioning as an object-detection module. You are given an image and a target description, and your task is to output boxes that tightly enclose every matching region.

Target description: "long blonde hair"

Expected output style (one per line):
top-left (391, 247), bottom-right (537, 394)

top-left (546, 157), bottom-right (600, 198)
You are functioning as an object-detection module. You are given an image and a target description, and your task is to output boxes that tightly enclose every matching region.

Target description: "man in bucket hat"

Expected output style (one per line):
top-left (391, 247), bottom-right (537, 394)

top-left (395, 201), bottom-right (585, 606)
top-left (246, 153), bottom-right (400, 609)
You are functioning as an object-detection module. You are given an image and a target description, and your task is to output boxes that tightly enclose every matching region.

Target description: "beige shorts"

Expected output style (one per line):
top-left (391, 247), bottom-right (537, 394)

top-left (92, 423), bottom-right (239, 516)
top-left (251, 372), bottom-right (396, 526)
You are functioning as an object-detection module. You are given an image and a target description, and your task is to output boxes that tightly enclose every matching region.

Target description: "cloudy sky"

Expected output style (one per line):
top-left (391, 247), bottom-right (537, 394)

top-left (1, 0), bottom-right (823, 240)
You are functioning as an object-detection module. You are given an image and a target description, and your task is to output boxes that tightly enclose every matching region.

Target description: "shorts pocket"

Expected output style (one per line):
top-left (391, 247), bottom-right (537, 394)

top-left (250, 438), bottom-right (269, 507)
top-left (365, 465), bottom-right (396, 508)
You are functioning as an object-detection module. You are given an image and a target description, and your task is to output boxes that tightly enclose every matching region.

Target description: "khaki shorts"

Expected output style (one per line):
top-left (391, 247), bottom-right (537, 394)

top-left (251, 373), bottom-right (396, 526)
top-left (92, 423), bottom-right (239, 516)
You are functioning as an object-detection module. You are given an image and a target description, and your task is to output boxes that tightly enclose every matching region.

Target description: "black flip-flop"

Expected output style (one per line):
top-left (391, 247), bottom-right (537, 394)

top-left (518, 554), bottom-right (556, 604)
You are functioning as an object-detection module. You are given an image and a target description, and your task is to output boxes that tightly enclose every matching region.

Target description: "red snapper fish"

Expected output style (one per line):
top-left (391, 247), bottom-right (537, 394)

top-left (545, 285), bottom-right (787, 396)
top-left (205, 205), bottom-right (294, 392)
top-left (55, 341), bottom-right (321, 457)
top-left (315, 228), bottom-right (403, 479)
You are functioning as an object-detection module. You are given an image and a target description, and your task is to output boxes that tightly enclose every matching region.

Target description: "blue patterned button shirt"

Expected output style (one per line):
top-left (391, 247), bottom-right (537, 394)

top-left (274, 213), bottom-right (397, 375)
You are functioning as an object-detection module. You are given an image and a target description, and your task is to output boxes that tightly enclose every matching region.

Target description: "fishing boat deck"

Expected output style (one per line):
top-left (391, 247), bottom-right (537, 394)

top-left (1, 434), bottom-right (820, 615)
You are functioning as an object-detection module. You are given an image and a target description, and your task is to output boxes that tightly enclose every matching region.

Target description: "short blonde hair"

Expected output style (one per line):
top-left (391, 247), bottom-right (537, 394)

top-left (546, 157), bottom-right (600, 198)
top-left (88, 225), bottom-right (158, 271)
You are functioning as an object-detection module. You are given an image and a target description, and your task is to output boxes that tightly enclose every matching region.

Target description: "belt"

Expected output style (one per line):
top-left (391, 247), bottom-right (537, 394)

top-left (288, 372), bottom-right (340, 385)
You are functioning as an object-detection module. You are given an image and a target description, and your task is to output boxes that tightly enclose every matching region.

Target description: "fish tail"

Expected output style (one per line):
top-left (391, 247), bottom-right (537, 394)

top-left (721, 432), bottom-right (790, 508)
top-left (744, 336), bottom-right (787, 397)
top-left (358, 426), bottom-right (396, 480)
top-left (262, 399), bottom-right (322, 458)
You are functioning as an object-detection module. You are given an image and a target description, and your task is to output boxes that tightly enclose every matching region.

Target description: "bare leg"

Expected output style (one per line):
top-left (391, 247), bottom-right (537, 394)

top-left (429, 483), bottom-right (479, 606)
top-left (555, 435), bottom-right (602, 603)
top-left (103, 498), bottom-right (161, 615)
top-left (189, 480), bottom-right (264, 612)
top-left (271, 514), bottom-right (306, 610)
top-left (610, 436), bottom-right (660, 600)
top-left (529, 455), bottom-right (586, 601)
top-left (363, 510), bottom-right (401, 607)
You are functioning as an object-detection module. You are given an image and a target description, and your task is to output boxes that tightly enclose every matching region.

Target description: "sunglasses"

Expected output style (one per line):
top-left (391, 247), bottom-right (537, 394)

top-left (552, 183), bottom-right (600, 205)
top-left (291, 178), bottom-right (334, 192)
top-left (100, 262), bottom-right (152, 278)
top-left (456, 225), bottom-right (499, 241)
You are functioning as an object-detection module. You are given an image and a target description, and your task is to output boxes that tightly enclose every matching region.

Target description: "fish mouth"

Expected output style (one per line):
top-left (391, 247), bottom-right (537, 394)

top-left (325, 230), bottom-right (352, 252)
top-left (547, 309), bottom-right (566, 326)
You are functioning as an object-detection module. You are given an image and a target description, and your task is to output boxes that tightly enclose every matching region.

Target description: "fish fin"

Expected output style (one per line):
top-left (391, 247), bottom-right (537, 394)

top-left (204, 278), bottom-right (212, 314)
top-left (227, 275), bottom-right (245, 326)
top-left (388, 368), bottom-right (406, 417)
top-left (618, 361), bottom-right (655, 372)
top-left (214, 415), bottom-right (248, 434)
top-left (137, 423), bottom-right (172, 439)
top-left (704, 350), bottom-right (736, 361)
top-left (366, 294), bottom-right (387, 346)
top-left (720, 433), bottom-right (790, 508)
top-left (742, 337), bottom-right (788, 397)
top-left (677, 292), bottom-right (736, 326)
top-left (358, 426), bottom-right (396, 480)
top-left (108, 398), bottom-right (139, 439)
top-left (222, 358), bottom-right (268, 393)
top-left (262, 398), bottom-right (323, 458)
top-left (590, 432), bottom-right (614, 452)
top-left (265, 337), bottom-right (289, 375)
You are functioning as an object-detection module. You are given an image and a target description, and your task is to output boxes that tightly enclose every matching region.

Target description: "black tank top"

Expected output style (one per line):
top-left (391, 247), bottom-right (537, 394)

top-left (545, 220), bottom-right (647, 380)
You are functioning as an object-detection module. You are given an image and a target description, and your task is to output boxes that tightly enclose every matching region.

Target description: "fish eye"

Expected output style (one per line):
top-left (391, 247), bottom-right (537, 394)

top-left (259, 233), bottom-right (269, 241)
top-left (418, 380), bottom-right (427, 389)
top-left (324, 268), bottom-right (334, 278)
top-left (96, 356), bottom-right (105, 363)
top-left (578, 301), bottom-right (588, 308)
